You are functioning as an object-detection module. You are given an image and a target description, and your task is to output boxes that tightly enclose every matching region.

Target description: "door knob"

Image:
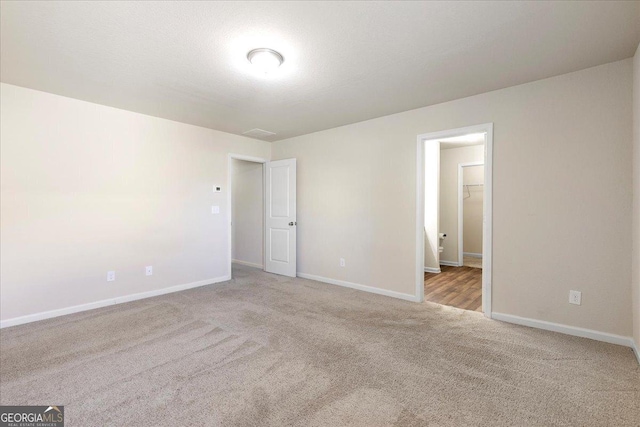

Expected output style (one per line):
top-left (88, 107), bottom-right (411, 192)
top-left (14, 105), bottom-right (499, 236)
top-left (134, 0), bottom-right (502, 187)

top-left (289, 221), bottom-right (297, 226)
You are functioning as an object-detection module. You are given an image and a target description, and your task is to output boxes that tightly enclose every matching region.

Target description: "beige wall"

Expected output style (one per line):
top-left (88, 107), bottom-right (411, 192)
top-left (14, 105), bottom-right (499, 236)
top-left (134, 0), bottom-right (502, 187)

top-left (272, 59), bottom-right (634, 337)
top-left (231, 159), bottom-right (263, 267)
top-left (463, 165), bottom-right (484, 255)
top-left (633, 43), bottom-right (640, 349)
top-left (0, 83), bottom-right (270, 322)
top-left (1, 58), bottom-right (636, 341)
top-left (438, 145), bottom-right (483, 263)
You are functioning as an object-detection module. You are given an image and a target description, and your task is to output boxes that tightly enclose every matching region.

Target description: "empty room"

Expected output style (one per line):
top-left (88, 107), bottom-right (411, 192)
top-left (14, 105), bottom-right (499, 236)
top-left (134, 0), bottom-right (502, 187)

top-left (1, 1), bottom-right (639, 426)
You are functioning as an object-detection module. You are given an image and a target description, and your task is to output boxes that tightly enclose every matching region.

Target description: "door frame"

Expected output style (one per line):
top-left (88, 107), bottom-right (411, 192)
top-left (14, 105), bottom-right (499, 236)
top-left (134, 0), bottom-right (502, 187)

top-left (227, 153), bottom-right (268, 278)
top-left (416, 123), bottom-right (493, 317)
top-left (458, 161), bottom-right (484, 267)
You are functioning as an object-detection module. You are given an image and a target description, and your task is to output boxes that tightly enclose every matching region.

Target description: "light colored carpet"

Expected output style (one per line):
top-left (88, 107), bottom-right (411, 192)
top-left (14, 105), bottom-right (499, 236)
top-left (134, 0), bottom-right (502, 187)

top-left (463, 256), bottom-right (482, 269)
top-left (1, 265), bottom-right (638, 426)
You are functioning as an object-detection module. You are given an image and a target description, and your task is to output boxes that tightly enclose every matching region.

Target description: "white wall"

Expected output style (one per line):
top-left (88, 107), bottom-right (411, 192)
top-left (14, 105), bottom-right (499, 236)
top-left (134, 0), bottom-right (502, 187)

top-left (231, 159), bottom-right (263, 267)
top-left (463, 165), bottom-right (484, 255)
top-left (0, 83), bottom-right (270, 322)
top-left (272, 59), bottom-right (634, 337)
top-left (438, 145), bottom-right (483, 263)
top-left (632, 43), bottom-right (640, 350)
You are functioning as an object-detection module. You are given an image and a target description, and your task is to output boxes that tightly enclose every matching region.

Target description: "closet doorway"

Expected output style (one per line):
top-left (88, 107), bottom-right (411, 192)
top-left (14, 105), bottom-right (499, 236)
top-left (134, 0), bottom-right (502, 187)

top-left (228, 154), bottom-right (267, 278)
top-left (458, 162), bottom-right (484, 270)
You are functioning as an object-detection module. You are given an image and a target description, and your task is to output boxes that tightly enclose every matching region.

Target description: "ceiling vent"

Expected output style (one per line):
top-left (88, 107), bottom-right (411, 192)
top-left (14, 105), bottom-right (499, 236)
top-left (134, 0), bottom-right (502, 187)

top-left (242, 128), bottom-right (276, 139)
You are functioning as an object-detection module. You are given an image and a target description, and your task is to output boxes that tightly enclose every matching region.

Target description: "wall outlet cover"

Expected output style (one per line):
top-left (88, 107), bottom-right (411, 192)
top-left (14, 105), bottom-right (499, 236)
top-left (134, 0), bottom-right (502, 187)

top-left (569, 290), bottom-right (581, 305)
top-left (145, 266), bottom-right (153, 276)
top-left (107, 271), bottom-right (116, 282)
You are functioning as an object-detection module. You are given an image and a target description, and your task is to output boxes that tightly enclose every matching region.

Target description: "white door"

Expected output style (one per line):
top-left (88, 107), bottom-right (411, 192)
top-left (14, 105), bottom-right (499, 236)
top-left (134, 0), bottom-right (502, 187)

top-left (265, 158), bottom-right (296, 277)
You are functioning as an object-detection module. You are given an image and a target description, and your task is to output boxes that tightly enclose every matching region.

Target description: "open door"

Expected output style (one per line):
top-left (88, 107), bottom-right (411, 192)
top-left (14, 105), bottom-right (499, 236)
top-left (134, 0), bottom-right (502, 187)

top-left (265, 158), bottom-right (296, 277)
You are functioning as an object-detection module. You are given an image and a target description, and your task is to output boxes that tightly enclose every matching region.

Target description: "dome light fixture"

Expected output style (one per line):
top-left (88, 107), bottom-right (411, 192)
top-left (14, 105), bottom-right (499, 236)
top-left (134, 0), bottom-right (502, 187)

top-left (247, 48), bottom-right (284, 74)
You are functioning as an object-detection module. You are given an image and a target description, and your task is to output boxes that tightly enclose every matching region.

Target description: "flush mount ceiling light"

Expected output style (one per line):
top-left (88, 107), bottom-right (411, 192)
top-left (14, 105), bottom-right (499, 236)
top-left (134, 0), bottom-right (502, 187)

top-left (247, 48), bottom-right (284, 74)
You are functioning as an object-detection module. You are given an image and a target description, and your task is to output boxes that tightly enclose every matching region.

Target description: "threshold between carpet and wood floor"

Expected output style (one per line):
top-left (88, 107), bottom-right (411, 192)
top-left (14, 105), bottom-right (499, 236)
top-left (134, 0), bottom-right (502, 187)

top-left (1, 264), bottom-right (638, 426)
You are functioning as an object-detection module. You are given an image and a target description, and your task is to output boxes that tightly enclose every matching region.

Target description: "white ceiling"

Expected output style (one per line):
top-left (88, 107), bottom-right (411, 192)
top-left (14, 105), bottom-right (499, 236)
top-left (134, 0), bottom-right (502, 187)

top-left (2, 1), bottom-right (639, 141)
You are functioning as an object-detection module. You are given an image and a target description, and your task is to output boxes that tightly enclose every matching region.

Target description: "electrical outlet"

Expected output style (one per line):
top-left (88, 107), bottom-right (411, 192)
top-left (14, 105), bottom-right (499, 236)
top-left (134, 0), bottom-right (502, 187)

top-left (107, 271), bottom-right (116, 282)
top-left (145, 266), bottom-right (153, 276)
top-left (339, 258), bottom-right (346, 267)
top-left (569, 290), bottom-right (581, 305)
top-left (211, 205), bottom-right (220, 214)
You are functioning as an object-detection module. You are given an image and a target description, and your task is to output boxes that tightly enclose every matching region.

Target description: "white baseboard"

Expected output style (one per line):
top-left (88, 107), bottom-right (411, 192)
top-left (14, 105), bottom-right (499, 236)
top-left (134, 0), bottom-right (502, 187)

top-left (232, 259), bottom-right (264, 269)
top-left (492, 312), bottom-right (635, 349)
top-left (632, 340), bottom-right (640, 365)
top-left (424, 267), bottom-right (441, 274)
top-left (297, 272), bottom-right (420, 302)
top-left (439, 260), bottom-right (460, 267)
top-left (0, 275), bottom-right (231, 329)
top-left (463, 252), bottom-right (482, 258)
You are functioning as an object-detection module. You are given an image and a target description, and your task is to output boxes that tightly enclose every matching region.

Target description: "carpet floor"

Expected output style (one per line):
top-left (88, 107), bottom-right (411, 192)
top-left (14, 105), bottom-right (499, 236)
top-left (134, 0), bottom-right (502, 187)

top-left (463, 256), bottom-right (482, 269)
top-left (1, 265), bottom-right (638, 426)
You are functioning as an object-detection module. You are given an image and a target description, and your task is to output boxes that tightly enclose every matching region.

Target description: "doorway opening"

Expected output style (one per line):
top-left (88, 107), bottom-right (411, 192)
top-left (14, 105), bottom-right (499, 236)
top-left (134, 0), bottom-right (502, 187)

top-left (228, 154), bottom-right (267, 278)
top-left (227, 155), bottom-right (298, 279)
top-left (415, 124), bottom-right (493, 317)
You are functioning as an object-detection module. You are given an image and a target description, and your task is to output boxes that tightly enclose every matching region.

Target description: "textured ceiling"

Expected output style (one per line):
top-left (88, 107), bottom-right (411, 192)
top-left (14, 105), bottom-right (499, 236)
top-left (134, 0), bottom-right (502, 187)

top-left (1, 1), bottom-right (639, 141)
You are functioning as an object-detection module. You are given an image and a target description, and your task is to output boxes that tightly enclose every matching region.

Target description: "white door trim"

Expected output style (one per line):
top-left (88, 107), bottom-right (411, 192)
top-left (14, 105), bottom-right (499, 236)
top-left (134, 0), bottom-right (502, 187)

top-left (416, 123), bottom-right (494, 317)
top-left (227, 154), bottom-right (268, 278)
top-left (458, 161), bottom-right (484, 267)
